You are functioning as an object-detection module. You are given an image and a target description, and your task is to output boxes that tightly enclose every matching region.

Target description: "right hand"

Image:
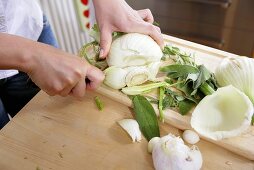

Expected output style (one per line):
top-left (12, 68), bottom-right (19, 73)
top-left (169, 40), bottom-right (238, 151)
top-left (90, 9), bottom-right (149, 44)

top-left (26, 42), bottom-right (105, 98)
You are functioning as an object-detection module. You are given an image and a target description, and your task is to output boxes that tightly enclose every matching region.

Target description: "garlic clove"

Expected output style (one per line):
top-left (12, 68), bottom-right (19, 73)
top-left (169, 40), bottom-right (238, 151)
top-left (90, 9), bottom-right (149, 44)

top-left (182, 130), bottom-right (200, 145)
top-left (103, 66), bottom-right (127, 89)
top-left (148, 137), bottom-right (160, 153)
top-left (117, 119), bottom-right (142, 142)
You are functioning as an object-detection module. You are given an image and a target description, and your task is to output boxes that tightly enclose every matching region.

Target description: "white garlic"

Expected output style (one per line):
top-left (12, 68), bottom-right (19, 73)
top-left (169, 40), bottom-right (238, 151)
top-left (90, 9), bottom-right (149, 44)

top-left (148, 134), bottom-right (202, 170)
top-left (117, 119), bottom-right (142, 142)
top-left (182, 130), bottom-right (200, 145)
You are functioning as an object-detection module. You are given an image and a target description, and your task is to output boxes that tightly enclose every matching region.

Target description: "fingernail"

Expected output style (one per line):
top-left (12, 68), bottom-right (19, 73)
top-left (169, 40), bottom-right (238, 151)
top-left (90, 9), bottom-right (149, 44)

top-left (99, 49), bottom-right (104, 58)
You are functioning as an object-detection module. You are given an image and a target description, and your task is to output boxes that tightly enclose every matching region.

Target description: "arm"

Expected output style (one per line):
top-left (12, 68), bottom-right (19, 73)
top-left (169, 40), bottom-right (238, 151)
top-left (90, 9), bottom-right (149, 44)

top-left (93, 0), bottom-right (164, 58)
top-left (0, 33), bottom-right (104, 98)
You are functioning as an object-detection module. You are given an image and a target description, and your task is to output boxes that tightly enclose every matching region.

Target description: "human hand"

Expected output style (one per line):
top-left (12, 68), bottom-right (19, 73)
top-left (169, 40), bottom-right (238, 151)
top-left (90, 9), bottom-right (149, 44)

top-left (26, 43), bottom-right (105, 98)
top-left (93, 0), bottom-right (164, 58)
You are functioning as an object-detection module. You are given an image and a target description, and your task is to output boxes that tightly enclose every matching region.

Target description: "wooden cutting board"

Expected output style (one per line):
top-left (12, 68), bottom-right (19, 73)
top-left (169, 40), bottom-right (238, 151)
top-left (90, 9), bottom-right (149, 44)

top-left (96, 34), bottom-right (254, 161)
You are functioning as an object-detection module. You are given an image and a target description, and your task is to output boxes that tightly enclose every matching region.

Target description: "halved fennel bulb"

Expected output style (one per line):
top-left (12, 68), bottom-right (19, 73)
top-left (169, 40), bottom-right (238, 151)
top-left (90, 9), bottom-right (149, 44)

top-left (191, 85), bottom-right (253, 140)
top-left (215, 56), bottom-right (254, 104)
top-left (107, 33), bottom-right (163, 68)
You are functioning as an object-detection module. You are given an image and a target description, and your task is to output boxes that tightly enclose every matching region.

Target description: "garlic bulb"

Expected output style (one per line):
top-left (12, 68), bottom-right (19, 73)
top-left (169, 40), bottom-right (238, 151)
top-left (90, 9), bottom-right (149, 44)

top-left (107, 33), bottom-right (163, 68)
top-left (148, 134), bottom-right (202, 170)
top-left (104, 62), bottom-right (161, 90)
top-left (182, 130), bottom-right (200, 145)
top-left (117, 119), bottom-right (142, 142)
top-left (191, 85), bottom-right (253, 140)
top-left (215, 56), bottom-right (254, 104)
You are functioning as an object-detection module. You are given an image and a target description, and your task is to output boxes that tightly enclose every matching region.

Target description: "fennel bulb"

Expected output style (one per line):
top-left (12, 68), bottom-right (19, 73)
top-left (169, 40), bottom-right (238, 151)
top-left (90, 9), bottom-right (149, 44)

top-left (191, 85), bottom-right (253, 140)
top-left (215, 56), bottom-right (254, 104)
top-left (103, 33), bottom-right (163, 90)
top-left (148, 134), bottom-right (202, 170)
top-left (107, 33), bottom-right (163, 68)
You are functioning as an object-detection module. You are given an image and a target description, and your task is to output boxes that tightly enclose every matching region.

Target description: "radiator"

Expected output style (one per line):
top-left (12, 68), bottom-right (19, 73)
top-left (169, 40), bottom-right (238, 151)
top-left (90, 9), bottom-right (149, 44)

top-left (39, 0), bottom-right (95, 54)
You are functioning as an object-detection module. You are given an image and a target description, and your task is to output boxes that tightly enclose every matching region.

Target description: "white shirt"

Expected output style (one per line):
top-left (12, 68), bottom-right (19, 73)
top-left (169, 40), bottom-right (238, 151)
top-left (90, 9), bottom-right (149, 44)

top-left (0, 0), bottom-right (43, 79)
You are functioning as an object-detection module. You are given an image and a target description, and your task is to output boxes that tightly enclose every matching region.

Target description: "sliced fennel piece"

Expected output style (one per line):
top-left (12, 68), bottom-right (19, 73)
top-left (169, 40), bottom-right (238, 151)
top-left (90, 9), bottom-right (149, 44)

top-left (215, 56), bottom-right (254, 104)
top-left (107, 33), bottom-right (163, 68)
top-left (117, 119), bottom-right (142, 142)
top-left (121, 82), bottom-right (167, 95)
top-left (149, 134), bottom-right (202, 170)
top-left (103, 66), bottom-right (128, 89)
top-left (125, 67), bottom-right (150, 87)
top-left (104, 63), bottom-right (162, 90)
top-left (191, 85), bottom-right (253, 140)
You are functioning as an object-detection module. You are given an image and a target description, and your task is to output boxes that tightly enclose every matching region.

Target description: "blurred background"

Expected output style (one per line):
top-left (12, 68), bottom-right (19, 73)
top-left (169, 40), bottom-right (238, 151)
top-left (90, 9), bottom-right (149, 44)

top-left (39, 0), bottom-right (254, 57)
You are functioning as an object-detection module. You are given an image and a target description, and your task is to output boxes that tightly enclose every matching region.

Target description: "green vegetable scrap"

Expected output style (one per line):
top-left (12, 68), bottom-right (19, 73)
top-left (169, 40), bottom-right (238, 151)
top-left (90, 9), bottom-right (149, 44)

top-left (94, 96), bottom-right (104, 111)
top-left (160, 45), bottom-right (218, 115)
top-left (158, 86), bottom-right (165, 122)
top-left (78, 42), bottom-right (108, 70)
top-left (121, 82), bottom-right (167, 95)
top-left (132, 95), bottom-right (160, 141)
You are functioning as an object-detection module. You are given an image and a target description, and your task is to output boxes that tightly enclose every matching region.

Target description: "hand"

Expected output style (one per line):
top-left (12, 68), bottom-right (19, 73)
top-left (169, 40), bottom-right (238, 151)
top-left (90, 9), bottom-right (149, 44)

top-left (93, 0), bottom-right (164, 58)
top-left (26, 43), bottom-right (105, 98)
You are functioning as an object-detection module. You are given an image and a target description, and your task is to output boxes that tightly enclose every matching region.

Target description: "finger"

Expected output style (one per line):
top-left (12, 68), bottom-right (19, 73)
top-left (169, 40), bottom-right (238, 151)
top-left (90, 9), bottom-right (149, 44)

top-left (137, 9), bottom-right (154, 23)
top-left (154, 26), bottom-right (161, 33)
top-left (59, 85), bottom-right (73, 97)
top-left (70, 79), bottom-right (87, 99)
top-left (134, 23), bottom-right (164, 48)
top-left (99, 27), bottom-right (112, 59)
top-left (86, 66), bottom-right (105, 90)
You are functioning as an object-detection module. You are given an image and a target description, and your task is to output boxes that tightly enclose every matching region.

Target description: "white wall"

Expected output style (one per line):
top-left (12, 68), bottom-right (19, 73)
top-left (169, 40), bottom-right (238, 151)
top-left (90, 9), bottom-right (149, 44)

top-left (39, 0), bottom-right (95, 54)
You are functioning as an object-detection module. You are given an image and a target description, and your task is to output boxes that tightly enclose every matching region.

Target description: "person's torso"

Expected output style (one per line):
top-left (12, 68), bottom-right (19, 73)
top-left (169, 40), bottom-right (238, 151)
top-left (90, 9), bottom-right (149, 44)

top-left (0, 0), bottom-right (43, 79)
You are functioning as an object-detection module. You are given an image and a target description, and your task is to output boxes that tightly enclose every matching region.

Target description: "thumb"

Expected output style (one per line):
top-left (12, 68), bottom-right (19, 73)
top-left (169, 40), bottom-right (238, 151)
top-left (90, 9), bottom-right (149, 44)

top-left (86, 66), bottom-right (105, 90)
top-left (99, 28), bottom-right (112, 58)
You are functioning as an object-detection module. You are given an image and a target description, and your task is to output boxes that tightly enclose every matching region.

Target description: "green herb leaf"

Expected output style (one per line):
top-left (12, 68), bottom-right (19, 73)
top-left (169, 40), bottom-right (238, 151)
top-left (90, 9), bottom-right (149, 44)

top-left (160, 64), bottom-right (199, 79)
top-left (193, 65), bottom-right (211, 89)
top-left (133, 95), bottom-right (160, 141)
top-left (94, 96), bottom-right (104, 111)
top-left (179, 99), bottom-right (195, 115)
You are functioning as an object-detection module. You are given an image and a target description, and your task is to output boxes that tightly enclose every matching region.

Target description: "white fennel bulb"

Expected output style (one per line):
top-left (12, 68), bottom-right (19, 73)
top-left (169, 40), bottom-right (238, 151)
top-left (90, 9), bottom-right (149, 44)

top-left (107, 33), bottom-right (163, 68)
top-left (148, 134), bottom-right (202, 170)
top-left (215, 56), bottom-right (254, 104)
top-left (191, 85), bottom-right (253, 140)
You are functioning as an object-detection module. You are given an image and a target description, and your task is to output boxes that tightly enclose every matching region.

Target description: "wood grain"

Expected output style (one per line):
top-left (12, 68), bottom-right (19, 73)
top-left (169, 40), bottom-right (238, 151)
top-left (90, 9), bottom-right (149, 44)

top-left (96, 34), bottom-right (254, 161)
top-left (0, 91), bottom-right (253, 170)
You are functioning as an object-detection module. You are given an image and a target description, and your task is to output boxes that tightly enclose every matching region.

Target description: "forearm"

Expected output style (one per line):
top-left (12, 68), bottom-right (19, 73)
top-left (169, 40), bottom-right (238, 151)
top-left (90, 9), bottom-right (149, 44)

top-left (0, 33), bottom-right (37, 72)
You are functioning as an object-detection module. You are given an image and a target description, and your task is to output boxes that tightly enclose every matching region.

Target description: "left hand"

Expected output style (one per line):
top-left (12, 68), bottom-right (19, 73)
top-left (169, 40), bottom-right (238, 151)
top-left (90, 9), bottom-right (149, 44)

top-left (93, 0), bottom-right (164, 58)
